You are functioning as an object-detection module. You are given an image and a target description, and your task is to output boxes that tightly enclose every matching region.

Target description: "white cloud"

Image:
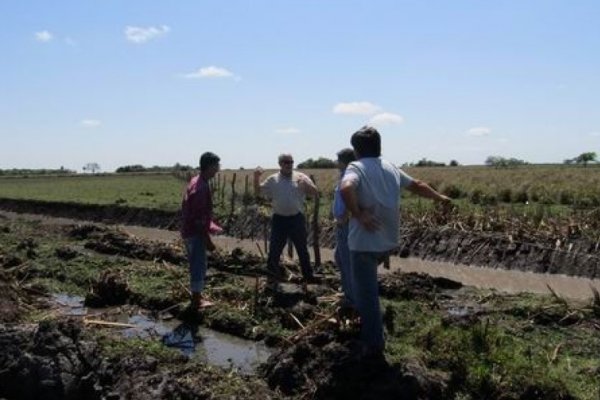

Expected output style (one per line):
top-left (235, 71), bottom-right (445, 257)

top-left (369, 112), bottom-right (404, 126)
top-left (182, 66), bottom-right (239, 80)
top-left (64, 37), bottom-right (77, 46)
top-left (275, 127), bottom-right (301, 134)
top-left (333, 102), bottom-right (381, 115)
top-left (125, 25), bottom-right (170, 44)
top-left (466, 126), bottom-right (492, 136)
top-left (81, 119), bottom-right (101, 128)
top-left (35, 30), bottom-right (53, 42)
top-left (589, 132), bottom-right (600, 137)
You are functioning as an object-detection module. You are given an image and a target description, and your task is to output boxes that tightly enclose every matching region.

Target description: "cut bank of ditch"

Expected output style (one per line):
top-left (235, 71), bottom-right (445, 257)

top-left (0, 197), bottom-right (598, 280)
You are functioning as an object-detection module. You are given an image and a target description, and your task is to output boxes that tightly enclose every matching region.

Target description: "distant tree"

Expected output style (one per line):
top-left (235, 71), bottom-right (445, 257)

top-left (485, 156), bottom-right (527, 168)
top-left (173, 162), bottom-right (193, 171)
top-left (116, 164), bottom-right (145, 173)
top-left (297, 157), bottom-right (336, 169)
top-left (574, 152), bottom-right (597, 167)
top-left (83, 162), bottom-right (101, 174)
top-left (449, 160), bottom-right (459, 167)
top-left (414, 158), bottom-right (446, 167)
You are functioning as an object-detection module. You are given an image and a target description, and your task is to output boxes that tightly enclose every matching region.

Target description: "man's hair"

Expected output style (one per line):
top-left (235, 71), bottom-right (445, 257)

top-left (199, 152), bottom-right (220, 172)
top-left (350, 126), bottom-right (381, 158)
top-left (336, 148), bottom-right (356, 165)
top-left (278, 153), bottom-right (293, 163)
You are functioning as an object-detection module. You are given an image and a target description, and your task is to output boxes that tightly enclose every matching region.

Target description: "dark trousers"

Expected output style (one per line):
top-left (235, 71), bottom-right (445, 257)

top-left (267, 213), bottom-right (313, 279)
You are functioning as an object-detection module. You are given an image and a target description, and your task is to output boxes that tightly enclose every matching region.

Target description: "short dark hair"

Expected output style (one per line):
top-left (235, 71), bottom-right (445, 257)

top-left (336, 148), bottom-right (356, 165)
top-left (351, 126), bottom-right (381, 158)
top-left (199, 152), bottom-right (220, 172)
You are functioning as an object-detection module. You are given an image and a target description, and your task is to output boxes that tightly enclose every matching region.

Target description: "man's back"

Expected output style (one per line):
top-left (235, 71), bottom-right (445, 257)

top-left (343, 158), bottom-right (413, 252)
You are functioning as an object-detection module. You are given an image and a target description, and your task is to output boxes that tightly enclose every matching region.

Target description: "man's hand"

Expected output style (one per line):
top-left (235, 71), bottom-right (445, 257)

top-left (298, 176), bottom-right (318, 196)
top-left (356, 209), bottom-right (380, 232)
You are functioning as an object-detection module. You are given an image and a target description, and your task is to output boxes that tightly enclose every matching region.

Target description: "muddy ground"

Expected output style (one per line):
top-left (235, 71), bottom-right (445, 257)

top-left (1, 215), bottom-right (600, 399)
top-left (0, 198), bottom-right (598, 279)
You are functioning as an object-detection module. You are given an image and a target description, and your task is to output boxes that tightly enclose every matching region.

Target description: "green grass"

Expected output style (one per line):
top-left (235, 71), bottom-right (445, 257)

top-left (383, 293), bottom-right (600, 399)
top-left (0, 173), bottom-right (186, 211)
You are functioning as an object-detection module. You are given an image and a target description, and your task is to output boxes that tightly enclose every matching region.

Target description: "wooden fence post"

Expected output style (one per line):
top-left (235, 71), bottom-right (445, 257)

top-left (263, 220), bottom-right (268, 255)
top-left (230, 173), bottom-right (237, 216)
top-left (244, 175), bottom-right (249, 207)
top-left (310, 174), bottom-right (321, 268)
top-left (220, 175), bottom-right (227, 206)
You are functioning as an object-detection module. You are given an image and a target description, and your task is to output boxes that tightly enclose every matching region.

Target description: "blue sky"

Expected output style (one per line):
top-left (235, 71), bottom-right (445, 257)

top-left (1, 1), bottom-right (599, 171)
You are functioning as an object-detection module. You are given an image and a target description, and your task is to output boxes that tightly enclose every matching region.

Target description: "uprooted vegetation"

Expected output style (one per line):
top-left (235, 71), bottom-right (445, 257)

top-left (1, 217), bottom-right (599, 399)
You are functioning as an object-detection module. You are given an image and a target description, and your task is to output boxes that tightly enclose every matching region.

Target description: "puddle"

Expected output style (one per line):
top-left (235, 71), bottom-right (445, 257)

top-left (48, 295), bottom-right (272, 373)
top-left (447, 306), bottom-right (472, 317)
top-left (106, 311), bottom-right (271, 374)
top-left (51, 294), bottom-right (87, 316)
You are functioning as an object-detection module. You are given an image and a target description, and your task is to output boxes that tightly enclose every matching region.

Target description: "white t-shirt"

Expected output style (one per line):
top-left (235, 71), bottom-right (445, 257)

top-left (260, 171), bottom-right (313, 216)
top-left (341, 157), bottom-right (413, 252)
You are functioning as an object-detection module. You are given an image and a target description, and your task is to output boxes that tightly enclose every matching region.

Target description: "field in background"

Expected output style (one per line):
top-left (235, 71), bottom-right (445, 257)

top-left (0, 174), bottom-right (185, 211)
top-left (1, 165), bottom-right (600, 239)
top-left (2, 164), bottom-right (599, 208)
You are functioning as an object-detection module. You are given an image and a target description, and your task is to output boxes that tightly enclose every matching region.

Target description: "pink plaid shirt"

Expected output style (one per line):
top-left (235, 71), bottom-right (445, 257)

top-left (180, 175), bottom-right (213, 239)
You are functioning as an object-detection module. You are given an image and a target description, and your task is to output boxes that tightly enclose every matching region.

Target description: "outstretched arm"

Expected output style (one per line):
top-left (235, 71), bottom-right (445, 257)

top-left (406, 179), bottom-right (451, 203)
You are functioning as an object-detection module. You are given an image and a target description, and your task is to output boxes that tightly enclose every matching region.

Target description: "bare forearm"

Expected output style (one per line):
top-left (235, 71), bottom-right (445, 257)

top-left (407, 180), bottom-right (448, 201)
top-left (340, 183), bottom-right (360, 216)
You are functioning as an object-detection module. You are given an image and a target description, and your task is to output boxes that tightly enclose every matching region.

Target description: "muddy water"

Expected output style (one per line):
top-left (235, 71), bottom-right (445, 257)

top-left (125, 225), bottom-right (600, 301)
top-left (4, 210), bottom-right (600, 300)
top-left (49, 294), bottom-right (271, 374)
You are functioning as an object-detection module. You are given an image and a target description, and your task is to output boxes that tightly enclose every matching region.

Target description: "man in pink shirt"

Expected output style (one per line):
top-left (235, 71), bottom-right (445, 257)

top-left (181, 152), bottom-right (221, 310)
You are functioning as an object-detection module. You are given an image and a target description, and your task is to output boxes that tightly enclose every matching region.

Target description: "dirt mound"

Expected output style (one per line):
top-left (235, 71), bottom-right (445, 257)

top-left (0, 270), bottom-right (25, 323)
top-left (0, 319), bottom-right (101, 399)
top-left (0, 198), bottom-right (178, 229)
top-left (0, 319), bottom-right (204, 400)
top-left (84, 230), bottom-right (186, 264)
top-left (85, 270), bottom-right (131, 307)
top-left (68, 223), bottom-right (106, 239)
top-left (379, 272), bottom-right (463, 301)
top-left (261, 332), bottom-right (449, 399)
top-left (55, 246), bottom-right (80, 260)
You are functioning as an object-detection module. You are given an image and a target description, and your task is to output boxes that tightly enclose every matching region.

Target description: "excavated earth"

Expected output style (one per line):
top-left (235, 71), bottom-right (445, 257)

top-left (0, 197), bottom-right (598, 278)
top-left (1, 203), bottom-right (599, 399)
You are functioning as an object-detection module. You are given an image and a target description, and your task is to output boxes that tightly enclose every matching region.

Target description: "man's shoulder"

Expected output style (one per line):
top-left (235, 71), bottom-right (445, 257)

top-left (188, 175), bottom-right (209, 192)
top-left (264, 172), bottom-right (279, 182)
top-left (293, 171), bottom-right (310, 179)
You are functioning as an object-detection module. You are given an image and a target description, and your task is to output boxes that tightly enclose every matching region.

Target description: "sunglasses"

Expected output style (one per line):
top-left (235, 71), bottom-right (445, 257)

top-left (281, 160), bottom-right (294, 165)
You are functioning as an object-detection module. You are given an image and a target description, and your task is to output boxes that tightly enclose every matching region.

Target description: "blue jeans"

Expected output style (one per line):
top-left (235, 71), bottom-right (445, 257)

top-left (267, 213), bottom-right (313, 279)
top-left (350, 251), bottom-right (385, 351)
top-left (334, 223), bottom-right (354, 306)
top-left (184, 236), bottom-right (207, 293)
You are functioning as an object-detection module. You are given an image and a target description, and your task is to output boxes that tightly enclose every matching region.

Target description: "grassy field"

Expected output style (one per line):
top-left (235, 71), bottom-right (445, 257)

top-left (3, 165), bottom-right (600, 207)
top-left (0, 173), bottom-right (186, 211)
top-left (1, 166), bottom-right (599, 235)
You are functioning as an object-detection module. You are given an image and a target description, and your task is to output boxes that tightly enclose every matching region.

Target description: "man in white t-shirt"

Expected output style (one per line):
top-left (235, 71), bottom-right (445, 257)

top-left (254, 153), bottom-right (319, 283)
top-left (340, 126), bottom-right (451, 354)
